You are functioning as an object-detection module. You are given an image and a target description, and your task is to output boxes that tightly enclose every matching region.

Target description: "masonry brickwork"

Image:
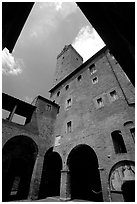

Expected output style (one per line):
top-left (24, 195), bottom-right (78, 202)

top-left (2, 45), bottom-right (135, 202)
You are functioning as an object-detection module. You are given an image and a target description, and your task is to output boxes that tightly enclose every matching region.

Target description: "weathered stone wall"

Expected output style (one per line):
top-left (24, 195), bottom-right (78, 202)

top-left (51, 49), bottom-right (135, 202)
top-left (53, 45), bottom-right (83, 86)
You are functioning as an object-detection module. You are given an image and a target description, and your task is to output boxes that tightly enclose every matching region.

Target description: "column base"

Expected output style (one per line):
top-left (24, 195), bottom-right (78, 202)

top-left (60, 197), bottom-right (71, 201)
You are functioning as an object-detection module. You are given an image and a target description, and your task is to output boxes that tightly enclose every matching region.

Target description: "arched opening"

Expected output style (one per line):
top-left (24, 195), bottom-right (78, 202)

top-left (67, 144), bottom-right (103, 201)
top-left (2, 136), bottom-right (38, 201)
top-left (111, 130), bottom-right (127, 153)
top-left (109, 160), bottom-right (135, 202)
top-left (39, 148), bottom-right (62, 199)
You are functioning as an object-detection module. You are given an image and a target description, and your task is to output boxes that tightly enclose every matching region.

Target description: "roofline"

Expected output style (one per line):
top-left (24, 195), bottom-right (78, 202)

top-left (37, 95), bottom-right (60, 108)
top-left (49, 46), bottom-right (108, 93)
top-left (2, 92), bottom-right (36, 108)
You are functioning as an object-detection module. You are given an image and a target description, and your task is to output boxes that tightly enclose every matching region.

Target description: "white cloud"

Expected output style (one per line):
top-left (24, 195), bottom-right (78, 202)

top-left (2, 48), bottom-right (23, 75)
top-left (72, 25), bottom-right (105, 62)
top-left (57, 2), bottom-right (78, 18)
top-left (29, 2), bottom-right (78, 40)
top-left (54, 2), bottom-right (63, 11)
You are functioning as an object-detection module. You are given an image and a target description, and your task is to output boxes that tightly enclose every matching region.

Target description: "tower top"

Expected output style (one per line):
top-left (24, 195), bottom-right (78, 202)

top-left (53, 44), bottom-right (83, 87)
top-left (57, 44), bottom-right (83, 61)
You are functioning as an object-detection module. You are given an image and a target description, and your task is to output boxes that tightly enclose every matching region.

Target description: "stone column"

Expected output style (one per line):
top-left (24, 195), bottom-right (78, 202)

top-left (98, 166), bottom-right (110, 202)
top-left (28, 153), bottom-right (44, 200)
top-left (60, 167), bottom-right (71, 201)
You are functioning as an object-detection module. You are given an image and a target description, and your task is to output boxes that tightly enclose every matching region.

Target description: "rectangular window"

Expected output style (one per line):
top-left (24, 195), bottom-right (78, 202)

top-left (66, 98), bottom-right (72, 109)
top-left (46, 104), bottom-right (52, 111)
top-left (92, 76), bottom-right (98, 84)
top-left (89, 64), bottom-right (96, 75)
top-left (77, 75), bottom-right (82, 81)
top-left (67, 121), bottom-right (72, 133)
top-left (96, 97), bottom-right (104, 108)
top-left (55, 135), bottom-right (61, 146)
top-left (110, 90), bottom-right (118, 101)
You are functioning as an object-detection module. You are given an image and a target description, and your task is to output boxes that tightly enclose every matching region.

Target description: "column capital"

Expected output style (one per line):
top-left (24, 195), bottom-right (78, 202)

top-left (61, 166), bottom-right (70, 173)
top-left (61, 169), bottom-right (70, 173)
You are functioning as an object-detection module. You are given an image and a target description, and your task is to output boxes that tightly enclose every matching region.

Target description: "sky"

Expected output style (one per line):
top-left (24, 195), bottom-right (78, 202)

top-left (2, 2), bottom-right (105, 105)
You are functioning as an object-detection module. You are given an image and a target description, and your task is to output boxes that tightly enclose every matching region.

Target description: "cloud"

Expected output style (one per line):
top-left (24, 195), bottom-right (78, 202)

top-left (72, 25), bottom-right (105, 62)
top-left (28, 2), bottom-right (78, 41)
top-left (56, 2), bottom-right (78, 18)
top-left (2, 48), bottom-right (23, 75)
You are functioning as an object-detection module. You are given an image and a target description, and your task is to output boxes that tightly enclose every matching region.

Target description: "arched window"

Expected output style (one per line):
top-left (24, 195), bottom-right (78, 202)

top-left (124, 121), bottom-right (135, 143)
top-left (111, 131), bottom-right (127, 153)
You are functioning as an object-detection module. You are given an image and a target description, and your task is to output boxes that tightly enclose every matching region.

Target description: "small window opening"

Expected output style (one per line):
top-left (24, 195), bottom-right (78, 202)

top-left (65, 85), bottom-right (69, 90)
top-left (110, 90), bottom-right (118, 101)
top-left (96, 97), bottom-right (104, 108)
top-left (57, 91), bottom-right (60, 97)
top-left (67, 121), bottom-right (72, 133)
top-left (111, 131), bottom-right (127, 154)
top-left (46, 104), bottom-right (52, 111)
top-left (10, 176), bottom-right (20, 195)
top-left (77, 75), bottom-right (82, 81)
top-left (130, 128), bottom-right (135, 142)
top-left (67, 98), bottom-right (72, 107)
top-left (66, 98), bottom-right (72, 109)
top-left (92, 76), bottom-right (98, 84)
top-left (55, 135), bottom-right (61, 146)
top-left (89, 64), bottom-right (96, 75)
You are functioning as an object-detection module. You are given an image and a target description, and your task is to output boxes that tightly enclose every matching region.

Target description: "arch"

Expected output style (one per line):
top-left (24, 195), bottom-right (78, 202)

top-left (67, 144), bottom-right (103, 201)
top-left (124, 120), bottom-right (134, 127)
top-left (39, 147), bottom-right (62, 199)
top-left (124, 121), bottom-right (135, 142)
top-left (2, 135), bottom-right (38, 201)
top-left (109, 160), bottom-right (135, 202)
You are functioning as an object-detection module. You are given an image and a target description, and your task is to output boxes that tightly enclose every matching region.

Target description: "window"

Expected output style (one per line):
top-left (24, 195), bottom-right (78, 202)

top-left (124, 121), bottom-right (135, 143)
top-left (57, 91), bottom-right (60, 97)
top-left (10, 176), bottom-right (20, 195)
top-left (130, 128), bottom-right (135, 142)
top-left (77, 75), bottom-right (82, 81)
top-left (66, 98), bottom-right (72, 108)
top-left (96, 97), bottom-right (104, 108)
top-left (89, 64), bottom-right (96, 75)
top-left (46, 104), bottom-right (52, 111)
top-left (92, 76), bottom-right (98, 84)
top-left (111, 131), bottom-right (127, 154)
top-left (110, 90), bottom-right (118, 101)
top-left (67, 121), bottom-right (72, 133)
top-left (65, 85), bottom-right (69, 90)
top-left (55, 135), bottom-right (61, 146)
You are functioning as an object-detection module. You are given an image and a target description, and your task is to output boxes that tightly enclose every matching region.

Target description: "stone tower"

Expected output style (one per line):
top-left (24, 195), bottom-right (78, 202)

top-left (49, 45), bottom-right (135, 202)
top-left (53, 44), bottom-right (83, 86)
